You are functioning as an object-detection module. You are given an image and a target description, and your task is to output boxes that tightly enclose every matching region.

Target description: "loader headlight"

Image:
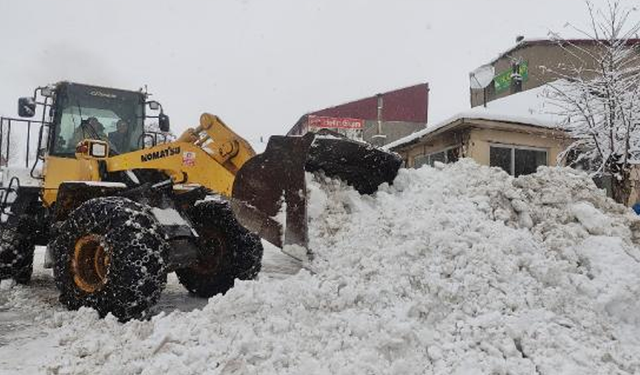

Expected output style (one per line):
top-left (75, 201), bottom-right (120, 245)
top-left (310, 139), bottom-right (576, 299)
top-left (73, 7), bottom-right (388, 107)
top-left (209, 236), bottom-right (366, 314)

top-left (75, 140), bottom-right (109, 159)
top-left (90, 143), bottom-right (107, 158)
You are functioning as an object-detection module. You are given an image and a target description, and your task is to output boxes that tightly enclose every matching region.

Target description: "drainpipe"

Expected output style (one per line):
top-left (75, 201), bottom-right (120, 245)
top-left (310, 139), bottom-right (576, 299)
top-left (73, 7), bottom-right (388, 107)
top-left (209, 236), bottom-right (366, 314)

top-left (483, 86), bottom-right (487, 108)
top-left (377, 94), bottom-right (383, 135)
top-left (372, 93), bottom-right (387, 146)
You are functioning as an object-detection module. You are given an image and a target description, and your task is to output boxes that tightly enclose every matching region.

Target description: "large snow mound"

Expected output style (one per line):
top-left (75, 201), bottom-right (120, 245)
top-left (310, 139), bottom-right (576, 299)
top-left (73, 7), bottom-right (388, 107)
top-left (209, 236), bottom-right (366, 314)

top-left (17, 160), bottom-right (640, 374)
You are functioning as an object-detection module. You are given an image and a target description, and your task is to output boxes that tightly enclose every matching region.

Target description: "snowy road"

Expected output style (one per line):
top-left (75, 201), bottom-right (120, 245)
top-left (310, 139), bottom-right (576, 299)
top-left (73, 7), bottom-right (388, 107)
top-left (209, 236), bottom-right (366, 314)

top-left (0, 243), bottom-right (300, 374)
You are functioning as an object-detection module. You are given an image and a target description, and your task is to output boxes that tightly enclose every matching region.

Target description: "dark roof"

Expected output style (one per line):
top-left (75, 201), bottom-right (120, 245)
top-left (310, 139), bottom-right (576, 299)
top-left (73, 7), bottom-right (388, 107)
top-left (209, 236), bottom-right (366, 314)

top-left (310, 83), bottom-right (429, 123)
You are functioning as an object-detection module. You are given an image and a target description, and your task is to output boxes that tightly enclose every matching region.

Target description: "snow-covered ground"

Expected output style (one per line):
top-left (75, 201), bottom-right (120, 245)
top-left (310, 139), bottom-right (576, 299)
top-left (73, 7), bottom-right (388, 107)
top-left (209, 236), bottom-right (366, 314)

top-left (2, 160), bottom-right (640, 374)
top-left (0, 244), bottom-right (300, 374)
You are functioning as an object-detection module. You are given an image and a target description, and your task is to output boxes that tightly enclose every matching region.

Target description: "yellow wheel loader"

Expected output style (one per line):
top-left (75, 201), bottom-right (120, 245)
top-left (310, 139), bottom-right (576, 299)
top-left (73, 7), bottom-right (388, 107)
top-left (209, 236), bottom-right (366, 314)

top-left (0, 82), bottom-right (401, 320)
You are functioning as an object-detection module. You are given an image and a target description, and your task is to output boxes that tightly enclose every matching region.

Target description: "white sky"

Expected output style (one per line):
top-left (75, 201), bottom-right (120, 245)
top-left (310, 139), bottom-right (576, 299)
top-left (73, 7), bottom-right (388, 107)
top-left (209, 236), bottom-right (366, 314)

top-left (0, 0), bottom-right (619, 146)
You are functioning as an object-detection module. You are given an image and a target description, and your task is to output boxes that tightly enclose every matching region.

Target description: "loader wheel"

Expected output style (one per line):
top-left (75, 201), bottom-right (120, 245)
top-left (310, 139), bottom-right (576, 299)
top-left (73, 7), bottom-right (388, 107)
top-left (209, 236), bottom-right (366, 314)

top-left (0, 222), bottom-right (36, 284)
top-left (51, 197), bottom-right (168, 321)
top-left (176, 199), bottom-right (263, 298)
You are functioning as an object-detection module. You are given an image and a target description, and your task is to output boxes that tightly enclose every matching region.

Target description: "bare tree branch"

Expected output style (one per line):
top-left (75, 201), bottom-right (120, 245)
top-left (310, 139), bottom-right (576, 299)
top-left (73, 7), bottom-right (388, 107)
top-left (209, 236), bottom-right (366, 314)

top-left (545, 0), bottom-right (640, 203)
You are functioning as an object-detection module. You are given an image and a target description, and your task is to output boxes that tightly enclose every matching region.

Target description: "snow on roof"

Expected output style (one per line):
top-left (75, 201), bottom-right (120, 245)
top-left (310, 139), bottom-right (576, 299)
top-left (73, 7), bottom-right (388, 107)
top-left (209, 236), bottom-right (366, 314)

top-left (483, 37), bottom-right (640, 66)
top-left (486, 37), bottom-right (549, 65)
top-left (385, 82), bottom-right (565, 150)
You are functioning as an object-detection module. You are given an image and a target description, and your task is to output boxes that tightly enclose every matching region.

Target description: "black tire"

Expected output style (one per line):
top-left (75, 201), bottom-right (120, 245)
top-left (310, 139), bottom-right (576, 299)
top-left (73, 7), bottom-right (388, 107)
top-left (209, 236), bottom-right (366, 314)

top-left (12, 251), bottom-right (34, 284)
top-left (0, 221), bottom-right (36, 284)
top-left (51, 197), bottom-right (168, 321)
top-left (176, 199), bottom-right (263, 298)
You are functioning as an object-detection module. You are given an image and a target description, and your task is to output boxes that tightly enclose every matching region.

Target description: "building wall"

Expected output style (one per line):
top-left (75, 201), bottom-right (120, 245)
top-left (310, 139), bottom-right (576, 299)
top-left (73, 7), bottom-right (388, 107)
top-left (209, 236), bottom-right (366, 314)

top-left (288, 116), bottom-right (425, 145)
top-left (467, 126), bottom-right (568, 166)
top-left (627, 166), bottom-right (640, 206)
top-left (362, 120), bottom-right (425, 146)
top-left (287, 83), bottom-right (429, 145)
top-left (392, 120), bottom-right (569, 169)
top-left (470, 43), bottom-right (573, 107)
top-left (313, 83), bottom-right (429, 123)
top-left (394, 124), bottom-right (469, 167)
top-left (469, 41), bottom-right (639, 107)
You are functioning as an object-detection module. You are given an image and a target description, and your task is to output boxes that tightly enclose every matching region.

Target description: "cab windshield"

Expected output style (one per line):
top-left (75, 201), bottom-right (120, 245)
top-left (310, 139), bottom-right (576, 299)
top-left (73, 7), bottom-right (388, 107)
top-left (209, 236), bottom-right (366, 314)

top-left (52, 85), bottom-right (144, 155)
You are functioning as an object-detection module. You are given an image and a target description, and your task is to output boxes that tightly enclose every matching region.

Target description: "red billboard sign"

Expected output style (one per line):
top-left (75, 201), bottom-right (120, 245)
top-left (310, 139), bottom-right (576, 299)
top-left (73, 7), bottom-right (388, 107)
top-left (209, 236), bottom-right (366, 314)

top-left (308, 115), bottom-right (364, 129)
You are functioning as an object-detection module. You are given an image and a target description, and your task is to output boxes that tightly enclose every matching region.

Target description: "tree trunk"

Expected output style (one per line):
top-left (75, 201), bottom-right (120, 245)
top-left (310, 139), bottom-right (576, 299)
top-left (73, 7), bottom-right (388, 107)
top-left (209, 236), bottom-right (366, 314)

top-left (612, 168), bottom-right (633, 205)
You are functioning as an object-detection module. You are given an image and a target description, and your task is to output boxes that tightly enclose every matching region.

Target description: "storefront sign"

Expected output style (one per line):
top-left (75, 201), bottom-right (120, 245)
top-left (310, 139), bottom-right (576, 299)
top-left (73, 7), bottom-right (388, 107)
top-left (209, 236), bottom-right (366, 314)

top-left (308, 115), bottom-right (364, 129)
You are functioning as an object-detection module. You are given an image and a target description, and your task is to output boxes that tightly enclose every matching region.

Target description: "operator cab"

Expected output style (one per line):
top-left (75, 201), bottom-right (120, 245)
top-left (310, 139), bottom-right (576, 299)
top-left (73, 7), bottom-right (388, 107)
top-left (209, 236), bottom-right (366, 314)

top-left (14, 81), bottom-right (171, 161)
top-left (52, 83), bottom-right (146, 155)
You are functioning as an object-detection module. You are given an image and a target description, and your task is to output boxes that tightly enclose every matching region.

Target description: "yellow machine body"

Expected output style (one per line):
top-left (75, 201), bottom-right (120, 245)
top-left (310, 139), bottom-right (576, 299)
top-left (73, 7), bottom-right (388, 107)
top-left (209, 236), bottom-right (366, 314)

top-left (41, 113), bottom-right (256, 207)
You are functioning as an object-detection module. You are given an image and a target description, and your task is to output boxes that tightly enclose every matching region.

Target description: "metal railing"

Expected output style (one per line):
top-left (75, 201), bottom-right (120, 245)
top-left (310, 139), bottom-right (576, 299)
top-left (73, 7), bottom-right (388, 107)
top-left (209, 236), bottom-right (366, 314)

top-left (138, 131), bottom-right (174, 149)
top-left (0, 116), bottom-right (48, 179)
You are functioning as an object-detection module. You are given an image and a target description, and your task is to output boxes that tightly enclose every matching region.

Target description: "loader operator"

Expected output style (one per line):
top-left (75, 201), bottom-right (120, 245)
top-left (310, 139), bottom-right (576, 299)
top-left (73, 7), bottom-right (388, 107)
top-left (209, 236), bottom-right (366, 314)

top-left (71, 117), bottom-right (107, 146)
top-left (108, 119), bottom-right (129, 153)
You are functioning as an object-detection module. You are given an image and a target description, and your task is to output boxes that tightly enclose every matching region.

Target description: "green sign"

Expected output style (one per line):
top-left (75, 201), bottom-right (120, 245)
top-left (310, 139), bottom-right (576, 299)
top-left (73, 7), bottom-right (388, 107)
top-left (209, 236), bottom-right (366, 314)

top-left (494, 61), bottom-right (529, 93)
top-left (494, 70), bottom-right (512, 93)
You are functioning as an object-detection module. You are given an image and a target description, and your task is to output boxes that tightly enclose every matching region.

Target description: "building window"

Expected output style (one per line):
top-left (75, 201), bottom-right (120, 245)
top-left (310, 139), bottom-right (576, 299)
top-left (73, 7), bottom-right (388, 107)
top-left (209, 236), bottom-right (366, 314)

top-left (413, 146), bottom-right (460, 168)
top-left (447, 148), bottom-right (460, 163)
top-left (414, 154), bottom-right (429, 168)
top-left (490, 147), bottom-right (512, 173)
top-left (490, 145), bottom-right (547, 176)
top-left (430, 151), bottom-right (445, 165)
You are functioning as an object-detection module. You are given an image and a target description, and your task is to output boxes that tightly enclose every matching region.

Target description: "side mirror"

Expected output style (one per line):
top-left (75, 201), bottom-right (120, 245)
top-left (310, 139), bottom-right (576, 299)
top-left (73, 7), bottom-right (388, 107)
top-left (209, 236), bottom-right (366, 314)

top-left (18, 97), bottom-right (36, 118)
top-left (159, 113), bottom-right (170, 132)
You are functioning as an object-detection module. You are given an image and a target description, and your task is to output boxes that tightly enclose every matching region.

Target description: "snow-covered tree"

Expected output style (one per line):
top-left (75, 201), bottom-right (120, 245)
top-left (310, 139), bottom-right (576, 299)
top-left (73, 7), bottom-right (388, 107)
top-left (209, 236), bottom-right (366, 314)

top-left (544, 1), bottom-right (640, 204)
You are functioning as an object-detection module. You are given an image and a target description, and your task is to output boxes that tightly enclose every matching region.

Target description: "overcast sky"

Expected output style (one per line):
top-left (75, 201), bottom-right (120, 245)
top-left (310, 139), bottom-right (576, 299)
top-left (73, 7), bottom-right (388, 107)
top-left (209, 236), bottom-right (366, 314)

top-left (0, 0), bottom-right (621, 147)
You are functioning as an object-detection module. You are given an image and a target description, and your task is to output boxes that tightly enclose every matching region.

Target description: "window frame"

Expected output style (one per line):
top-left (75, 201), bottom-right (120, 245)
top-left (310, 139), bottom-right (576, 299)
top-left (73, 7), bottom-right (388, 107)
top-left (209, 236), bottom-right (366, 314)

top-left (413, 145), bottom-right (460, 168)
top-left (489, 143), bottom-right (548, 176)
top-left (48, 84), bottom-right (147, 158)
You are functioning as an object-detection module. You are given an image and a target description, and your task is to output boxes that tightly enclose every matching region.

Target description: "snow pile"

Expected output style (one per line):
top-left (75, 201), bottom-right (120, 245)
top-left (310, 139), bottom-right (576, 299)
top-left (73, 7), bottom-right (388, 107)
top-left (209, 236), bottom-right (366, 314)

top-left (46, 160), bottom-right (640, 374)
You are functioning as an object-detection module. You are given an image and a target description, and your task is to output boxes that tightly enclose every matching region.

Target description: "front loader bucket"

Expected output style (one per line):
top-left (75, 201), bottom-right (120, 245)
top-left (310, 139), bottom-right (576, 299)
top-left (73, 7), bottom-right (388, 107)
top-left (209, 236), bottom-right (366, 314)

top-left (231, 133), bottom-right (402, 251)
